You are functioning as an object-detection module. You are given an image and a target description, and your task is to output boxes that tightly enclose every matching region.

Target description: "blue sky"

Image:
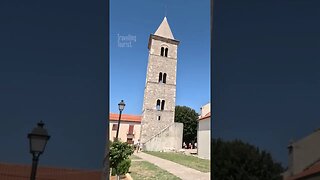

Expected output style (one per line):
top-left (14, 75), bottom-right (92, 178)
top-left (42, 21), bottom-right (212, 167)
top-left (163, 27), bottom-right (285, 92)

top-left (109, 0), bottom-right (210, 115)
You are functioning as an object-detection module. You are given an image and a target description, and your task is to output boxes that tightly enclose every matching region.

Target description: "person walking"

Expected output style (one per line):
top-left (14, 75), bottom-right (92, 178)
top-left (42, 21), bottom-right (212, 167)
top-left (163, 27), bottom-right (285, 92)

top-left (136, 139), bottom-right (141, 153)
top-left (136, 139), bottom-right (140, 153)
top-left (139, 141), bottom-right (143, 152)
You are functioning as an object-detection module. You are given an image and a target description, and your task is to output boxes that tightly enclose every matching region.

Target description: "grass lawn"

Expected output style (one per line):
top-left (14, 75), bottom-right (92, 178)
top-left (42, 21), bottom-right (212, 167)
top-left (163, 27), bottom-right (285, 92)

top-left (129, 161), bottom-right (181, 180)
top-left (129, 154), bottom-right (141, 160)
top-left (144, 151), bottom-right (210, 173)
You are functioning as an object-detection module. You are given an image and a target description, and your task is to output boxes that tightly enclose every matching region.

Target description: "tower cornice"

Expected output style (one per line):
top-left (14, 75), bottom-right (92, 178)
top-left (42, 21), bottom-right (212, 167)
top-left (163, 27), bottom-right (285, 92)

top-left (148, 34), bottom-right (180, 50)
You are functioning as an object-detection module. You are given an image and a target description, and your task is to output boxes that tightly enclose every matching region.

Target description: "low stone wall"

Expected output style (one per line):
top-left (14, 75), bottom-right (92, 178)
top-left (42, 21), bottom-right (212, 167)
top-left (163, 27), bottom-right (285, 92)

top-left (143, 122), bottom-right (183, 151)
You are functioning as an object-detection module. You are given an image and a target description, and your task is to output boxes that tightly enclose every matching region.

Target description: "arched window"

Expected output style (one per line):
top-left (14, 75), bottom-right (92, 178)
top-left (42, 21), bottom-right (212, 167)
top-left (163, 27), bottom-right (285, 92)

top-left (156, 99), bottom-right (161, 110)
top-left (160, 47), bottom-right (164, 56)
top-left (163, 73), bottom-right (167, 84)
top-left (161, 100), bottom-right (165, 111)
top-left (159, 72), bottom-right (162, 83)
top-left (165, 48), bottom-right (168, 57)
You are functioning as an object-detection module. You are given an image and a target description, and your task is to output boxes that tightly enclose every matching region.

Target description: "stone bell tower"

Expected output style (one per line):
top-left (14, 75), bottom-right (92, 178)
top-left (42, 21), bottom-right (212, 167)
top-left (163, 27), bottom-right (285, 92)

top-left (140, 17), bottom-right (183, 151)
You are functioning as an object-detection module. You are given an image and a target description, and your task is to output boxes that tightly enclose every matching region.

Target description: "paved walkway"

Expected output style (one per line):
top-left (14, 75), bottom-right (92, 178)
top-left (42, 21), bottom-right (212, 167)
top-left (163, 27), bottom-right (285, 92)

top-left (134, 152), bottom-right (210, 180)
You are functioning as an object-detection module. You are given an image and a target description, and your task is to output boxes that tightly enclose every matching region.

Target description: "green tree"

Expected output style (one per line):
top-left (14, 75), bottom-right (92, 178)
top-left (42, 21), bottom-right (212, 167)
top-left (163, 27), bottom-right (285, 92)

top-left (212, 138), bottom-right (284, 180)
top-left (174, 105), bottom-right (199, 144)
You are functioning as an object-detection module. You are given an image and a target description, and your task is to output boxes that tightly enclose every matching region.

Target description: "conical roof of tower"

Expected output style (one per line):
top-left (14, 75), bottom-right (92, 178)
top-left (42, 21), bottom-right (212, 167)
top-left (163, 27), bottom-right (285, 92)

top-left (154, 17), bottom-right (175, 39)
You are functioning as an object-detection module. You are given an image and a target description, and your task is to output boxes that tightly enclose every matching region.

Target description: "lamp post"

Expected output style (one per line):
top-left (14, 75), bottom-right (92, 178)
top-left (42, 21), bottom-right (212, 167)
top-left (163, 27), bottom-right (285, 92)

top-left (115, 100), bottom-right (125, 141)
top-left (28, 121), bottom-right (50, 180)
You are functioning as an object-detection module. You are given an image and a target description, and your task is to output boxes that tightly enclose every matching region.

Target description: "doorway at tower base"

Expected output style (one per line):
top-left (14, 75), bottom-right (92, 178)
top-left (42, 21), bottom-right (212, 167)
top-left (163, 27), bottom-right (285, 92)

top-left (142, 123), bottom-right (183, 152)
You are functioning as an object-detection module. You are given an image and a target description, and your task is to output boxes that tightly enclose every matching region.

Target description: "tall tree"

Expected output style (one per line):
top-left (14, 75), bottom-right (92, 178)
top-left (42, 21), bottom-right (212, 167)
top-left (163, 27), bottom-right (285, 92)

top-left (174, 105), bottom-right (199, 144)
top-left (212, 138), bottom-right (284, 180)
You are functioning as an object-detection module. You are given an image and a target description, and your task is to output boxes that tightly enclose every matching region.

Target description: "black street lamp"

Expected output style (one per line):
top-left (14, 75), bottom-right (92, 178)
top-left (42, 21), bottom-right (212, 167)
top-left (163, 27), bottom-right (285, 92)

top-left (115, 100), bottom-right (125, 141)
top-left (28, 121), bottom-right (50, 180)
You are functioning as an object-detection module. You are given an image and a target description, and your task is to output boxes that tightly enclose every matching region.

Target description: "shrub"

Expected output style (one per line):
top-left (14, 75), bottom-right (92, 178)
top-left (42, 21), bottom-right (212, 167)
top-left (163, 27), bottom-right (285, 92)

top-left (109, 141), bottom-right (134, 176)
top-left (111, 159), bottom-right (131, 175)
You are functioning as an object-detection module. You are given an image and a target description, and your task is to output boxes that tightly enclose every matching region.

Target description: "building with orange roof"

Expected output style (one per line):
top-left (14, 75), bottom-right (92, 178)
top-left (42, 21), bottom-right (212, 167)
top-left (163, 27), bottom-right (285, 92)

top-left (197, 102), bottom-right (211, 160)
top-left (109, 113), bottom-right (141, 144)
top-left (283, 129), bottom-right (320, 180)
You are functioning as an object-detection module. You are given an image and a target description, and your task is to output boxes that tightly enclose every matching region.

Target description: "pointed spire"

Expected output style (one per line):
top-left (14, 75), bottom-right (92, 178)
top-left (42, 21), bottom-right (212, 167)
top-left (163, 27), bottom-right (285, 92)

top-left (154, 17), bottom-right (174, 39)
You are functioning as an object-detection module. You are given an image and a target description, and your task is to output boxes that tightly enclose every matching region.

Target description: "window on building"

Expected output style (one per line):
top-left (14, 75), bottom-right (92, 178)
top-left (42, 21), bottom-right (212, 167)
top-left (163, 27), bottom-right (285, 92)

top-left (156, 99), bottom-right (161, 110)
top-left (163, 73), bottom-right (167, 84)
top-left (159, 72), bottom-right (162, 83)
top-left (128, 125), bottom-right (134, 135)
top-left (112, 124), bottom-right (118, 131)
top-left (160, 47), bottom-right (164, 56)
top-left (161, 100), bottom-right (165, 111)
top-left (165, 48), bottom-right (168, 57)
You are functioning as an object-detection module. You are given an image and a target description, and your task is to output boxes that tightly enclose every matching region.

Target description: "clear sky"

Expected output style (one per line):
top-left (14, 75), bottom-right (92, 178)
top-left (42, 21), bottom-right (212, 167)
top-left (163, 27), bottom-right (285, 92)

top-left (109, 0), bottom-right (210, 115)
top-left (213, 0), bottom-right (320, 167)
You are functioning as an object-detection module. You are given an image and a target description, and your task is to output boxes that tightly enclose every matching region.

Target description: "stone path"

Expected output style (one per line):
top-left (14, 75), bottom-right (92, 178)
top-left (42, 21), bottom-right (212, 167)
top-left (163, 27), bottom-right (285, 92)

top-left (134, 152), bottom-right (210, 180)
top-left (131, 159), bottom-right (144, 162)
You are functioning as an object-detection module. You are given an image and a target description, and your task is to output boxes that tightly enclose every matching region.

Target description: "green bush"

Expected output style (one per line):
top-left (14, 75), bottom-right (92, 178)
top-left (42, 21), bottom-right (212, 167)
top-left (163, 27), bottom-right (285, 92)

top-left (111, 159), bottom-right (131, 175)
top-left (109, 141), bottom-right (134, 176)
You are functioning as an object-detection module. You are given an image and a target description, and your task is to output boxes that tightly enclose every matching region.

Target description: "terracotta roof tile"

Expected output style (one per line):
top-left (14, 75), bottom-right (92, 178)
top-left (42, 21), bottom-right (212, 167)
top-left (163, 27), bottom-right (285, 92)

top-left (198, 112), bottom-right (211, 121)
top-left (109, 113), bottom-right (141, 123)
top-left (285, 161), bottom-right (320, 180)
top-left (0, 162), bottom-right (101, 180)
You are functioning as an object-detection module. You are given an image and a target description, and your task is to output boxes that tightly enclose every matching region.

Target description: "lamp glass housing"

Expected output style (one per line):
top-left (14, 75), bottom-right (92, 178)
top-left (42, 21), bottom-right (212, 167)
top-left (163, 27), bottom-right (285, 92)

top-left (28, 121), bottom-right (50, 155)
top-left (118, 100), bottom-right (125, 111)
top-left (29, 135), bottom-right (48, 154)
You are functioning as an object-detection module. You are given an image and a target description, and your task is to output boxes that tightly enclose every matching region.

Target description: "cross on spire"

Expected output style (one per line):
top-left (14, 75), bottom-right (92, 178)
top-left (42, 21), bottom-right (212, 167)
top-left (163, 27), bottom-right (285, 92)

top-left (165, 4), bottom-right (167, 17)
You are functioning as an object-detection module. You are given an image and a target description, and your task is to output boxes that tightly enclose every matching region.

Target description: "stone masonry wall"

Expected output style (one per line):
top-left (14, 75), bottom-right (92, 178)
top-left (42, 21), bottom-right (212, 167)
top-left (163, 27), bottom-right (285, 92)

top-left (143, 122), bottom-right (183, 151)
top-left (140, 109), bottom-right (175, 143)
top-left (141, 36), bottom-right (179, 144)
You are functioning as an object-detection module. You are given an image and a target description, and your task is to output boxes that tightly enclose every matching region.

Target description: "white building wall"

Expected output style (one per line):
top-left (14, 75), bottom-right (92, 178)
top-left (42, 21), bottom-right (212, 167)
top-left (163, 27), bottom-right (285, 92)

top-left (289, 130), bottom-right (320, 176)
top-left (197, 117), bottom-right (211, 160)
top-left (200, 103), bottom-right (210, 117)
